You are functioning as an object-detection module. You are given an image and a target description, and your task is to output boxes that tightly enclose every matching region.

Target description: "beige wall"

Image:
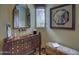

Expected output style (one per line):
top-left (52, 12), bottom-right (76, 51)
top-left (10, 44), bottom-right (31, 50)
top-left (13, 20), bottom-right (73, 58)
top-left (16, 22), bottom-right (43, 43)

top-left (0, 4), bottom-right (40, 54)
top-left (0, 4), bottom-right (14, 54)
top-left (27, 4), bottom-right (48, 48)
top-left (0, 4), bottom-right (31, 54)
top-left (0, 4), bottom-right (79, 54)
top-left (46, 4), bottom-right (79, 51)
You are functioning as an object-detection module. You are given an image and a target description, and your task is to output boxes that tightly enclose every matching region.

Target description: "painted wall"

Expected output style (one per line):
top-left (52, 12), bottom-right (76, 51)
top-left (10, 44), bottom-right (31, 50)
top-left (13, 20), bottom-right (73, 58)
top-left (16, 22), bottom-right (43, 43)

top-left (0, 4), bottom-right (79, 54)
top-left (27, 4), bottom-right (48, 48)
top-left (0, 4), bottom-right (37, 54)
top-left (46, 4), bottom-right (79, 51)
top-left (0, 4), bottom-right (15, 54)
top-left (0, 4), bottom-right (32, 54)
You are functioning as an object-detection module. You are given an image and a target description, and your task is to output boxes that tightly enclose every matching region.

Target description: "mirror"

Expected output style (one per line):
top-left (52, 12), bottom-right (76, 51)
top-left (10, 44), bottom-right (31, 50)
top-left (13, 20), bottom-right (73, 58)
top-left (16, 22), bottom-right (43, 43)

top-left (13, 4), bottom-right (30, 29)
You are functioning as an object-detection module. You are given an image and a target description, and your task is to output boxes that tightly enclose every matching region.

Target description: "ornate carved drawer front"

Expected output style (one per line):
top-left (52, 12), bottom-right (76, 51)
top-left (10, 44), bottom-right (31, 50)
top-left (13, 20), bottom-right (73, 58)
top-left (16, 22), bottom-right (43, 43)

top-left (3, 42), bottom-right (12, 54)
top-left (3, 33), bottom-right (41, 55)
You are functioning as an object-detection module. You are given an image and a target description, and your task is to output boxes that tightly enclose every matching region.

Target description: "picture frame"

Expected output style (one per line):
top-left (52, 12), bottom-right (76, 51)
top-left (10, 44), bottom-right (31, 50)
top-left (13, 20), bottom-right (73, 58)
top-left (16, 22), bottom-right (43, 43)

top-left (50, 4), bottom-right (75, 30)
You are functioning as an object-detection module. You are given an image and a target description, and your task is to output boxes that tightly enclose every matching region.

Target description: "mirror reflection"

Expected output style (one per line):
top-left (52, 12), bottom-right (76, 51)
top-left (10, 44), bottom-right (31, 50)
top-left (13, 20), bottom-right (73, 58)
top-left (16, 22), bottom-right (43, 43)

top-left (13, 4), bottom-right (30, 29)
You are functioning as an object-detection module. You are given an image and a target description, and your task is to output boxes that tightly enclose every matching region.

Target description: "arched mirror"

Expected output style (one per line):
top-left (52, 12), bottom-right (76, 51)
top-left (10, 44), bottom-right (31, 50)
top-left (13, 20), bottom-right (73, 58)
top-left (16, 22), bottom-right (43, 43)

top-left (13, 4), bottom-right (30, 30)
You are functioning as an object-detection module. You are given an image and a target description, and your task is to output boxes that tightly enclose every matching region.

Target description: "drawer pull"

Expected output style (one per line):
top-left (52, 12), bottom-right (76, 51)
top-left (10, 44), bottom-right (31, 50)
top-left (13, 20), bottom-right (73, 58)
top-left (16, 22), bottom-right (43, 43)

top-left (12, 48), bottom-right (14, 50)
top-left (17, 46), bottom-right (19, 48)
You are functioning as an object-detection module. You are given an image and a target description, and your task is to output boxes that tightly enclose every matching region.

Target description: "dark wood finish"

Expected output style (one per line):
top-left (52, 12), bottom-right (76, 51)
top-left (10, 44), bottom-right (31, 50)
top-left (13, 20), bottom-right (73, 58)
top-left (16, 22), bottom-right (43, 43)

top-left (39, 32), bottom-right (41, 55)
top-left (12, 4), bottom-right (16, 29)
top-left (50, 4), bottom-right (75, 30)
top-left (3, 33), bottom-right (41, 55)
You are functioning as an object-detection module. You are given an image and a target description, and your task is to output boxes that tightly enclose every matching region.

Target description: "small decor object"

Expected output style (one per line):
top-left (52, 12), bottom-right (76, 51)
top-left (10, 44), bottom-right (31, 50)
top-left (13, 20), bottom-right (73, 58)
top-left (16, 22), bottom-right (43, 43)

top-left (33, 29), bottom-right (37, 34)
top-left (6, 24), bottom-right (12, 39)
top-left (50, 4), bottom-right (75, 30)
top-left (33, 31), bottom-right (37, 34)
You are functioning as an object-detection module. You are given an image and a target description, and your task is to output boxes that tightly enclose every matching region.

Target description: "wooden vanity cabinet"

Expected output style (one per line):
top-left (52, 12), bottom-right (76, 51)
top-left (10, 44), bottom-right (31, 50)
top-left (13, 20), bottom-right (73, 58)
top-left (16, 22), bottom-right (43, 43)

top-left (3, 33), bottom-right (41, 55)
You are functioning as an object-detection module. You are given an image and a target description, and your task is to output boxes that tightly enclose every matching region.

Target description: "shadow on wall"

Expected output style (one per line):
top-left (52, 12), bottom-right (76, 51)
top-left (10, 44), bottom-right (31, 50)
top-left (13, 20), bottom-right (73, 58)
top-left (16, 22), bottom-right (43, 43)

top-left (46, 4), bottom-right (79, 51)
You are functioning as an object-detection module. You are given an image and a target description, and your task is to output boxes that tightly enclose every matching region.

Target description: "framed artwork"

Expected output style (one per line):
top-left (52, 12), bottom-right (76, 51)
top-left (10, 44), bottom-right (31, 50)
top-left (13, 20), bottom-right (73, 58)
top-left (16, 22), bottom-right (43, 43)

top-left (50, 4), bottom-right (75, 30)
